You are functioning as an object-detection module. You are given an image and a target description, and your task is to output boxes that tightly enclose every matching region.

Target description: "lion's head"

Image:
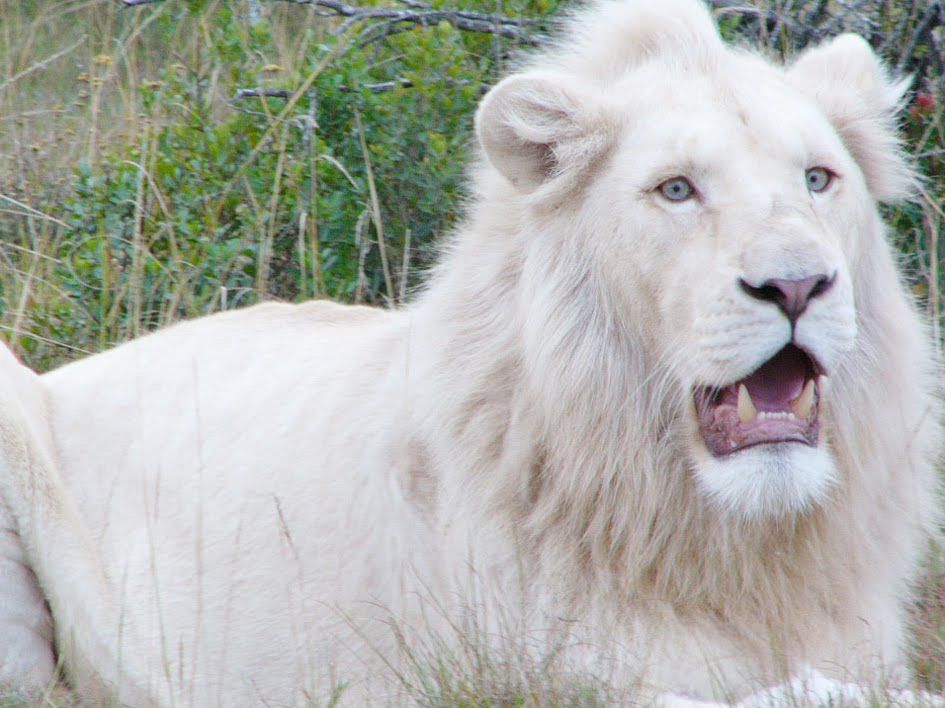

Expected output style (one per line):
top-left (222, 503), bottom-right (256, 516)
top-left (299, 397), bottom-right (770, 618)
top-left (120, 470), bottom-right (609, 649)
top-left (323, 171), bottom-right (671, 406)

top-left (474, 0), bottom-right (918, 520)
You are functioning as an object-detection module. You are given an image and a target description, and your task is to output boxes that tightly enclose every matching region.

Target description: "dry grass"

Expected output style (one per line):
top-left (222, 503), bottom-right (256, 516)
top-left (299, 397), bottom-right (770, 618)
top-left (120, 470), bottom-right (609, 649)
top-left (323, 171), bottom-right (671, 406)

top-left (0, 0), bottom-right (332, 367)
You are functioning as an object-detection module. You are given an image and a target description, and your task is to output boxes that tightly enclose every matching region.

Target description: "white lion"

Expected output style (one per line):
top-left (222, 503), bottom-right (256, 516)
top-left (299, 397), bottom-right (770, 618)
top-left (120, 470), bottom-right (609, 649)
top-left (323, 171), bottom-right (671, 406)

top-left (0, 0), bottom-right (940, 704)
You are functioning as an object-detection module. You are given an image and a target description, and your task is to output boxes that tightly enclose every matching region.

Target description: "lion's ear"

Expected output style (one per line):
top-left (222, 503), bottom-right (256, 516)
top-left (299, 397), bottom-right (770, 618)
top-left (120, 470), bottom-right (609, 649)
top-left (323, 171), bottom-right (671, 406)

top-left (476, 72), bottom-right (612, 192)
top-left (788, 33), bottom-right (915, 202)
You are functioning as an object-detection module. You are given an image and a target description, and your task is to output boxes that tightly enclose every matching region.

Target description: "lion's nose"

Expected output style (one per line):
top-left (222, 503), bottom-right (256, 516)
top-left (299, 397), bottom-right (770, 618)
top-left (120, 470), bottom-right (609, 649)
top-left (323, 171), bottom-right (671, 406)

top-left (739, 273), bottom-right (836, 324)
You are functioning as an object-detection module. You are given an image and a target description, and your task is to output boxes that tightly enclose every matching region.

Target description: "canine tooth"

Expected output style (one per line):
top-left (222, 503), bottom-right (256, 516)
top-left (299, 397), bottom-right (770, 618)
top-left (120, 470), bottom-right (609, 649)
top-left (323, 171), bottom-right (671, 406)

top-left (738, 384), bottom-right (756, 423)
top-left (791, 379), bottom-right (816, 419)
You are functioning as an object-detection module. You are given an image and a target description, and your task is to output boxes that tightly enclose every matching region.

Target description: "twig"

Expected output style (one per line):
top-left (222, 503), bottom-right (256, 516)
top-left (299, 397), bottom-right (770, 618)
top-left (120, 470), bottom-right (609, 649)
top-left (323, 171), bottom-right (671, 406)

top-left (232, 79), bottom-right (413, 101)
top-left (0, 194), bottom-right (69, 228)
top-left (0, 36), bottom-right (86, 91)
top-left (360, 79), bottom-right (413, 92)
top-left (923, 200), bottom-right (940, 347)
top-left (0, 325), bottom-right (93, 355)
top-left (895, 2), bottom-right (943, 75)
top-left (233, 88), bottom-right (293, 100)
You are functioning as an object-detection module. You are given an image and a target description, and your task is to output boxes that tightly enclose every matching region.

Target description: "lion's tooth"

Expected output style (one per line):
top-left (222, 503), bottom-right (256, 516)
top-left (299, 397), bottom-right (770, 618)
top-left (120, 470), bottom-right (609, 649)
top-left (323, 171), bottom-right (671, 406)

top-left (737, 384), bottom-right (756, 424)
top-left (791, 379), bottom-right (816, 419)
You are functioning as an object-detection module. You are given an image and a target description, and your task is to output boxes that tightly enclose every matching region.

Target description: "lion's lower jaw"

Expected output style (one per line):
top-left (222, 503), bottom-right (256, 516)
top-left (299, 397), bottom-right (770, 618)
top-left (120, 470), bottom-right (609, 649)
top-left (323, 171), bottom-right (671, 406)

top-left (692, 443), bottom-right (838, 520)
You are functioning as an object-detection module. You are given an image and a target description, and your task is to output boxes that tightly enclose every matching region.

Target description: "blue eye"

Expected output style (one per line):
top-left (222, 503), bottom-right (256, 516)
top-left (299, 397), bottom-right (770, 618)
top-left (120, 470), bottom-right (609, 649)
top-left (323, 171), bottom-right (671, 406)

top-left (806, 167), bottom-right (833, 193)
top-left (658, 177), bottom-right (695, 202)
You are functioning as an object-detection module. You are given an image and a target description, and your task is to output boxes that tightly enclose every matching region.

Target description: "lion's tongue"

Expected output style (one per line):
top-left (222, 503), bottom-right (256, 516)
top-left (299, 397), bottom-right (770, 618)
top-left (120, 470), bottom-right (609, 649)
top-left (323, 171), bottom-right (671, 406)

top-left (740, 346), bottom-right (808, 411)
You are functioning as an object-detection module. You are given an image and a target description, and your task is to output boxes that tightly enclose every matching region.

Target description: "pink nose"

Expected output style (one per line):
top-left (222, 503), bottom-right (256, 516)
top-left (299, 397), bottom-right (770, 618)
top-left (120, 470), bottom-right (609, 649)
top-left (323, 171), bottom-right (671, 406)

top-left (739, 273), bottom-right (835, 323)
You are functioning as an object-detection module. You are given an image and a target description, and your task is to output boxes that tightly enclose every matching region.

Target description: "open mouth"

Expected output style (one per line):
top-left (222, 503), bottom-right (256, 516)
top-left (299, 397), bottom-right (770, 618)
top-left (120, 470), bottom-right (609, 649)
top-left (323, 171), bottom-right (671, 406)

top-left (694, 344), bottom-right (823, 457)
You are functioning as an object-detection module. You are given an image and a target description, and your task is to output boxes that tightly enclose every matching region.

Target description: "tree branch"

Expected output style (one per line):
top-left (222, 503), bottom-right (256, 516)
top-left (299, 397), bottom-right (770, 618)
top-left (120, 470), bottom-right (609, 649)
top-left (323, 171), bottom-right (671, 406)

top-left (232, 79), bottom-right (415, 101)
top-left (121, 0), bottom-right (943, 81)
top-left (272, 0), bottom-right (545, 45)
top-left (233, 88), bottom-right (293, 100)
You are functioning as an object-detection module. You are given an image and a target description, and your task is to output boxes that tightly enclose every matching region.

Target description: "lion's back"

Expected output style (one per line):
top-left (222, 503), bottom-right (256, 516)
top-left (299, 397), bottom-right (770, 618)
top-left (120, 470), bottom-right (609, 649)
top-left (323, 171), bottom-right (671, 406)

top-left (41, 296), bottom-right (408, 512)
top-left (37, 299), bottom-right (422, 703)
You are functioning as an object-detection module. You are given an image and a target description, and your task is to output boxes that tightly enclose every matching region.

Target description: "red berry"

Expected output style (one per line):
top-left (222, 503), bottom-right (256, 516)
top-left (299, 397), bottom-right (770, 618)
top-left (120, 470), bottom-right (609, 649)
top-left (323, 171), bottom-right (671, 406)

top-left (916, 92), bottom-right (936, 111)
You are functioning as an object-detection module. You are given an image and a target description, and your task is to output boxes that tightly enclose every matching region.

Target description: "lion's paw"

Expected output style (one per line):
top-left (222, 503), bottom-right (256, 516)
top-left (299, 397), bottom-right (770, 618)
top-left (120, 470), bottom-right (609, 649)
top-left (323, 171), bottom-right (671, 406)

top-left (736, 668), bottom-right (943, 707)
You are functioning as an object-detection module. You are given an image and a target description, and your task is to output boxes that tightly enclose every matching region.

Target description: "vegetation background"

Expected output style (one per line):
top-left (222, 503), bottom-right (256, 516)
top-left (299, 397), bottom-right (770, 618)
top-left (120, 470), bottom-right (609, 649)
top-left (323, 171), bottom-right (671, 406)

top-left (0, 0), bottom-right (943, 702)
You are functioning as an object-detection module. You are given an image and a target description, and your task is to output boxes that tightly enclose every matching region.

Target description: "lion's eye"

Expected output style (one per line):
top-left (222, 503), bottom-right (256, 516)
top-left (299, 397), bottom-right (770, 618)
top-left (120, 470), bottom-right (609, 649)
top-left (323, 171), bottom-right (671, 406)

top-left (806, 167), bottom-right (833, 193)
top-left (658, 177), bottom-right (695, 202)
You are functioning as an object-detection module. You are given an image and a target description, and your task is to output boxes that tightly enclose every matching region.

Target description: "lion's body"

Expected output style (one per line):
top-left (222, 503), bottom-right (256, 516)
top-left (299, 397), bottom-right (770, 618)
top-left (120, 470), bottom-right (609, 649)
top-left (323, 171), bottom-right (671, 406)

top-left (0, 0), bottom-right (940, 704)
top-left (41, 302), bottom-right (432, 703)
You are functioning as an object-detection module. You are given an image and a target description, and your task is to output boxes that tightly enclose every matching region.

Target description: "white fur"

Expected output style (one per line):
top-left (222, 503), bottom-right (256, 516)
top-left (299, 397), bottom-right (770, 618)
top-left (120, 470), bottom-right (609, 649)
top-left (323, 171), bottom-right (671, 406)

top-left (693, 444), bottom-right (838, 519)
top-left (0, 0), bottom-right (940, 704)
top-left (0, 346), bottom-right (56, 694)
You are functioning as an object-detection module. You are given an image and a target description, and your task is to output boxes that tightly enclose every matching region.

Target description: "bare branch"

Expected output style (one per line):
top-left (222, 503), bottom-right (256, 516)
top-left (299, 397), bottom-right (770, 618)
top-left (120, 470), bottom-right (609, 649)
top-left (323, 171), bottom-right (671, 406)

top-left (232, 78), bottom-right (414, 101)
top-left (233, 88), bottom-right (293, 100)
top-left (894, 2), bottom-right (943, 74)
top-left (361, 78), bottom-right (413, 92)
top-left (124, 0), bottom-right (943, 83)
top-left (708, 0), bottom-right (944, 81)
top-left (271, 0), bottom-right (546, 46)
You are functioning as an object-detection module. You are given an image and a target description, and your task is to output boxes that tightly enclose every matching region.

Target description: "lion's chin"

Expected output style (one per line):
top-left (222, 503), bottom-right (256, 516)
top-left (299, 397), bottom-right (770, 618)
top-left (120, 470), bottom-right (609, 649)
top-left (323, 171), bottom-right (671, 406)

top-left (694, 345), bottom-right (824, 457)
top-left (693, 443), bottom-right (837, 519)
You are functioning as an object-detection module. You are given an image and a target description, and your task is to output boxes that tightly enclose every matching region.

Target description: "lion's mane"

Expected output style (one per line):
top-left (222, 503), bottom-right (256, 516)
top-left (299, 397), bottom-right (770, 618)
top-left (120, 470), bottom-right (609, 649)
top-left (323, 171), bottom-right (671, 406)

top-left (416, 0), bottom-right (941, 682)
